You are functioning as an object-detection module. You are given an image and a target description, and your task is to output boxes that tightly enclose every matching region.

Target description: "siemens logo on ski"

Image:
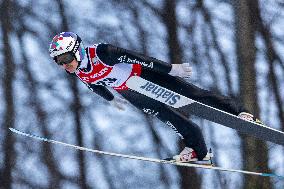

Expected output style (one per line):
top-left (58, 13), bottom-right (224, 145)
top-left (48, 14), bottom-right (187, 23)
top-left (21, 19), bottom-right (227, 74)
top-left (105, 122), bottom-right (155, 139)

top-left (140, 81), bottom-right (180, 105)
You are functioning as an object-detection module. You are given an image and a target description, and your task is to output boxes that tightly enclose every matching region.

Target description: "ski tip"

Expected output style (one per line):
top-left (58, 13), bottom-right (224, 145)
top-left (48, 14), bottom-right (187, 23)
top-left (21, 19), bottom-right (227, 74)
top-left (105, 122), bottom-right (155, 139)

top-left (9, 127), bottom-right (24, 135)
top-left (9, 127), bottom-right (30, 137)
top-left (9, 127), bottom-right (17, 132)
top-left (9, 127), bottom-right (23, 134)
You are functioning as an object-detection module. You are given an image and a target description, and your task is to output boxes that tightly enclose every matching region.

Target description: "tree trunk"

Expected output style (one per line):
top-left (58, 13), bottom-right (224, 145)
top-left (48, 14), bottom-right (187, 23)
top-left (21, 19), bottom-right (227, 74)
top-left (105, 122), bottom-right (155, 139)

top-left (234, 0), bottom-right (272, 188)
top-left (162, 0), bottom-right (201, 188)
top-left (162, 0), bottom-right (182, 65)
top-left (0, 1), bottom-right (16, 188)
top-left (18, 31), bottom-right (63, 189)
top-left (57, 0), bottom-right (88, 188)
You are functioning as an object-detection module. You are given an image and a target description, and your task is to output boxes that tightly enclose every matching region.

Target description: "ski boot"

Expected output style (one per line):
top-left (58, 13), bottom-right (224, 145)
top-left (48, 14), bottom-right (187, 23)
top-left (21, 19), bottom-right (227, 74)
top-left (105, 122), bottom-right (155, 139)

top-left (238, 112), bottom-right (264, 125)
top-left (172, 147), bottom-right (213, 165)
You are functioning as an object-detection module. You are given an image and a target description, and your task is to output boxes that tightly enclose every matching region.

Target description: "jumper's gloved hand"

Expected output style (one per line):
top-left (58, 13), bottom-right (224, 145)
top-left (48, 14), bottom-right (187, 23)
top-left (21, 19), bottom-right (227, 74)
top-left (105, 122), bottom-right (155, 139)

top-left (110, 96), bottom-right (128, 111)
top-left (169, 63), bottom-right (192, 79)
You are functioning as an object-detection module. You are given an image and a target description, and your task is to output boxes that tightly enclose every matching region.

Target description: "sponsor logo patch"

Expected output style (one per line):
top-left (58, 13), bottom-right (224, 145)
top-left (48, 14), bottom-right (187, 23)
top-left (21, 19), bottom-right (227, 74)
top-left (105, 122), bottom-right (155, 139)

top-left (140, 81), bottom-right (181, 106)
top-left (166, 121), bottom-right (184, 139)
top-left (126, 76), bottom-right (194, 108)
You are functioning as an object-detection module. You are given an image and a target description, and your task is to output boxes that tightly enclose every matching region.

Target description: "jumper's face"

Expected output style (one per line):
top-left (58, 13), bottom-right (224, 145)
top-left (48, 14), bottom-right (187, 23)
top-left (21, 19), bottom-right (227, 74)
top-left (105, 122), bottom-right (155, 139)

top-left (55, 52), bottom-right (78, 73)
top-left (61, 59), bottom-right (78, 73)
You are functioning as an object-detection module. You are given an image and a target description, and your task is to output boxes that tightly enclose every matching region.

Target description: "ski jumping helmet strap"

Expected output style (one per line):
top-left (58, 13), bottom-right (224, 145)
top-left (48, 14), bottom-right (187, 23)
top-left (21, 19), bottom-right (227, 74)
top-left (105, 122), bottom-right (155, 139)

top-left (72, 35), bottom-right (86, 63)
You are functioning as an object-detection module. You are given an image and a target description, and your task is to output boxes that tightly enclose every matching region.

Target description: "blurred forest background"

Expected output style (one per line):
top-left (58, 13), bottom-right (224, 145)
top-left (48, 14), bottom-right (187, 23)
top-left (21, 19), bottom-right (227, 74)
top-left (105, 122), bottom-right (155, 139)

top-left (1, 0), bottom-right (284, 188)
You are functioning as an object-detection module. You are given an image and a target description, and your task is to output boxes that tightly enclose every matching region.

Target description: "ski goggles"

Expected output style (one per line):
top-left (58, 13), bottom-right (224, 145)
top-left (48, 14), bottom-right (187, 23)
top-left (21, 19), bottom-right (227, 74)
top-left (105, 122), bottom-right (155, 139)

top-left (55, 52), bottom-right (75, 66)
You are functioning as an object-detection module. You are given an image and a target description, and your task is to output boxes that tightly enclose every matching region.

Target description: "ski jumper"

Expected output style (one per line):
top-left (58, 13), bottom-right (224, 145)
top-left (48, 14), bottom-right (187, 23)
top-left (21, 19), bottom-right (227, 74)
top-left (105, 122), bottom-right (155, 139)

top-left (74, 44), bottom-right (248, 160)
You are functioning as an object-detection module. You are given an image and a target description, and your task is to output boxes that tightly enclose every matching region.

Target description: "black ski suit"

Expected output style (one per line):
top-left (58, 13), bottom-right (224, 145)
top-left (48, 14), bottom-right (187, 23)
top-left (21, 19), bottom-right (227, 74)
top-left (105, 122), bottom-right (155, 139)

top-left (72, 44), bottom-right (248, 160)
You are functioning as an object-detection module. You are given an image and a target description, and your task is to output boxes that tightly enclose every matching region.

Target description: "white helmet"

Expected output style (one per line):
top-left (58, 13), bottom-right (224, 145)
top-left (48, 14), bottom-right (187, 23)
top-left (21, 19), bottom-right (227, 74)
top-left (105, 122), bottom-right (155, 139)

top-left (49, 32), bottom-right (85, 62)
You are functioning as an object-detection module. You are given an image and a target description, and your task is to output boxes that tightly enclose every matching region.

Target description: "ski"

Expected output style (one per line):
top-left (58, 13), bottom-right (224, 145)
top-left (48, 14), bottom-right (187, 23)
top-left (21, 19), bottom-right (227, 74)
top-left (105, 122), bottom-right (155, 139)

top-left (9, 127), bottom-right (283, 179)
top-left (126, 76), bottom-right (284, 146)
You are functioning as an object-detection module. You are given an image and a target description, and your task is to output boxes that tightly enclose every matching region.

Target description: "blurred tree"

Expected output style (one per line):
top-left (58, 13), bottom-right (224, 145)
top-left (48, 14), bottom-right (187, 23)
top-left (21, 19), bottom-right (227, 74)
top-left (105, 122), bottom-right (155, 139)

top-left (161, 0), bottom-right (201, 188)
top-left (17, 30), bottom-right (64, 188)
top-left (254, 1), bottom-right (284, 131)
top-left (1, 0), bottom-right (283, 188)
top-left (0, 1), bottom-right (16, 188)
top-left (234, 0), bottom-right (271, 188)
top-left (129, 2), bottom-right (173, 187)
top-left (55, 0), bottom-right (88, 188)
top-left (194, 1), bottom-right (233, 187)
top-left (141, 0), bottom-right (203, 188)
